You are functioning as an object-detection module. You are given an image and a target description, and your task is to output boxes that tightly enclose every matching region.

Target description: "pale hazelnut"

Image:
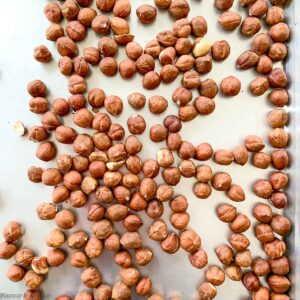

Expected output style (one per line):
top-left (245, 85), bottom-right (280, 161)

top-left (31, 256), bottom-right (49, 275)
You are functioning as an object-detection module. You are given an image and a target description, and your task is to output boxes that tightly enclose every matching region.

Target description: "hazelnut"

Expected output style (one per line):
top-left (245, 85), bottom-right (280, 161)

top-left (214, 149), bottom-right (233, 165)
top-left (251, 33), bottom-right (271, 56)
top-left (193, 182), bottom-right (212, 199)
top-left (123, 215), bottom-right (143, 232)
top-left (0, 242), bottom-right (17, 260)
top-left (112, 281), bottom-right (131, 300)
top-left (136, 277), bottom-right (152, 296)
top-left (198, 282), bottom-right (217, 300)
top-left (267, 109), bottom-right (288, 129)
top-left (156, 30), bottom-right (177, 47)
top-left (27, 81), bottom-right (47, 99)
top-left (269, 256), bottom-right (290, 276)
top-left (114, 250), bottom-right (132, 268)
top-left (68, 231), bottom-right (88, 250)
top-left (37, 202), bottom-right (57, 220)
top-left (3, 221), bottom-right (22, 242)
top-left (221, 76), bottom-right (241, 96)
top-left (162, 167), bottom-right (181, 186)
top-left (241, 17), bottom-right (261, 36)
top-left (6, 264), bottom-right (26, 282)
top-left (85, 237), bottom-right (103, 259)
top-left (23, 290), bottom-right (42, 300)
top-left (136, 4), bottom-right (157, 23)
top-left (172, 19), bottom-right (191, 38)
top-left (96, 0), bottom-right (115, 12)
top-left (104, 96), bottom-right (123, 116)
top-left (219, 11), bottom-right (242, 31)
top-left (15, 248), bottom-right (34, 267)
top-left (47, 248), bottom-right (66, 267)
top-left (215, 0), bottom-right (234, 9)
top-left (175, 38), bottom-right (192, 55)
top-left (55, 209), bottom-right (75, 230)
top-left (270, 172), bottom-right (288, 190)
top-left (271, 214), bottom-right (291, 236)
top-left (56, 36), bottom-right (78, 58)
top-left (264, 238), bottom-right (286, 259)
top-left (58, 56), bottom-right (73, 76)
top-left (170, 212), bottom-right (190, 230)
top-left (119, 267), bottom-right (139, 287)
top-left (28, 98), bottom-right (48, 115)
top-left (211, 40), bottom-right (231, 61)
top-left (269, 43), bottom-right (288, 61)
top-left (31, 256), bottom-right (49, 275)
top-left (87, 204), bottom-right (105, 222)
top-left (270, 192), bottom-right (288, 209)
top-left (256, 55), bottom-right (273, 74)
top-left (187, 249), bottom-right (207, 269)
top-left (78, 8), bottom-right (97, 27)
top-left (111, 16), bottom-right (129, 35)
top-left (225, 264), bottom-right (243, 281)
top-left (212, 172), bottom-right (232, 191)
top-left (74, 291), bottom-right (93, 300)
top-left (142, 160), bottom-right (160, 178)
top-left (61, 0), bottom-right (79, 20)
top-left (126, 155), bottom-right (142, 174)
top-left (41, 168), bottom-right (62, 186)
top-left (215, 245), bottom-right (234, 265)
top-left (24, 270), bottom-right (44, 289)
top-left (91, 15), bottom-right (111, 35)
top-left (81, 266), bottom-right (102, 288)
top-left (120, 232), bottom-right (142, 249)
top-left (127, 114), bottom-right (146, 134)
top-left (135, 247), bottom-right (153, 266)
top-left (217, 204), bottom-right (237, 222)
top-left (205, 266), bottom-right (225, 286)
top-left (252, 287), bottom-right (270, 300)
top-left (227, 185), bottom-right (245, 202)
top-left (68, 75), bottom-right (87, 94)
top-left (253, 179), bottom-right (273, 199)
top-left (190, 16), bottom-right (207, 37)
top-left (243, 272), bottom-right (260, 292)
top-left (146, 200), bottom-right (164, 219)
top-left (44, 3), bottom-right (62, 23)
top-left (68, 94), bottom-right (87, 111)
top-left (269, 89), bottom-right (289, 107)
top-left (125, 42), bottom-right (143, 61)
top-left (100, 57), bottom-right (118, 76)
top-left (107, 204), bottom-right (128, 222)
top-left (94, 284), bottom-right (112, 300)
top-left (73, 56), bottom-right (90, 77)
top-left (168, 0), bottom-right (190, 19)
top-left (252, 152), bottom-right (271, 169)
top-left (255, 223), bottom-right (275, 243)
top-left (55, 125), bottom-right (77, 144)
top-left (52, 98), bottom-right (69, 116)
top-left (229, 233), bottom-right (250, 251)
top-left (268, 68), bottom-right (288, 88)
top-left (230, 213), bottom-right (251, 233)
top-left (245, 135), bottom-right (265, 152)
top-left (249, 0), bottom-right (268, 17)
top-left (98, 37), bottom-right (118, 57)
top-left (148, 220), bottom-right (168, 241)
top-left (252, 258), bottom-right (270, 277)
top-left (270, 23), bottom-right (290, 42)
top-left (113, 0), bottom-right (131, 18)
top-left (105, 233), bottom-right (121, 251)
top-left (179, 105), bottom-right (198, 121)
top-left (143, 71), bottom-right (161, 89)
top-left (179, 159), bottom-right (195, 177)
top-left (271, 149), bottom-right (289, 170)
top-left (157, 148), bottom-right (174, 168)
top-left (46, 24), bottom-right (64, 43)
top-left (236, 50), bottom-right (260, 69)
top-left (161, 232), bottom-right (180, 254)
top-left (150, 124), bottom-right (168, 142)
top-left (268, 128), bottom-right (289, 148)
top-left (253, 203), bottom-right (273, 222)
top-left (236, 249), bottom-right (252, 268)
top-left (33, 45), bottom-right (52, 63)
top-left (46, 227), bottom-right (65, 248)
top-left (167, 132), bottom-right (182, 151)
top-left (182, 71), bottom-right (201, 89)
top-left (27, 166), bottom-right (43, 183)
top-left (268, 275), bottom-right (291, 293)
top-left (180, 229), bottom-right (201, 253)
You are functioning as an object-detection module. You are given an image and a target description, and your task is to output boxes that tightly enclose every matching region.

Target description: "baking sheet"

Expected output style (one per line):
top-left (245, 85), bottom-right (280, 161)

top-left (0, 0), bottom-right (299, 299)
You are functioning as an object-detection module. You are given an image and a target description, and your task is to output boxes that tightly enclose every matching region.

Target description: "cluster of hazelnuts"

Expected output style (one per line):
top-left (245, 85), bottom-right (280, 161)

top-left (1, 0), bottom-right (293, 299)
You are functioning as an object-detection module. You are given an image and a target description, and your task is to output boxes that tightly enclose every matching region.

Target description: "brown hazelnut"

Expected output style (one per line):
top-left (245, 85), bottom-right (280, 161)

top-left (215, 245), bottom-right (234, 265)
top-left (24, 270), bottom-right (44, 289)
top-left (68, 75), bottom-right (87, 94)
top-left (170, 212), bottom-right (190, 230)
top-left (156, 30), bottom-right (177, 47)
top-left (69, 94), bottom-right (86, 111)
top-left (27, 166), bottom-right (43, 183)
top-left (46, 227), bottom-right (65, 248)
top-left (135, 247), bottom-right (153, 266)
top-left (175, 38), bottom-right (192, 55)
top-left (127, 114), bottom-right (146, 134)
top-left (268, 128), bottom-right (289, 148)
top-left (268, 68), bottom-right (288, 88)
top-left (31, 256), bottom-right (49, 275)
top-left (104, 233), bottom-right (120, 251)
top-left (119, 267), bottom-right (140, 287)
top-left (230, 233), bottom-right (250, 251)
top-left (44, 3), bottom-right (62, 23)
top-left (54, 209), bottom-right (75, 230)
top-left (96, 0), bottom-right (115, 12)
top-left (56, 36), bottom-right (78, 58)
top-left (231, 146), bottom-right (248, 165)
top-left (175, 55), bottom-right (195, 72)
top-left (143, 42), bottom-right (160, 61)
top-left (0, 242), bottom-right (17, 260)
top-left (94, 284), bottom-right (112, 300)
top-left (264, 238), bottom-right (286, 259)
top-left (136, 277), bottom-right (152, 296)
top-left (241, 16), bottom-right (261, 37)
top-left (162, 166), bottom-right (181, 186)
top-left (194, 96), bottom-right (215, 115)
top-left (198, 282), bottom-right (217, 300)
top-left (215, 0), bottom-right (233, 10)
top-left (73, 57), bottom-right (90, 77)
top-left (37, 202), bottom-right (57, 220)
top-left (249, 0), bottom-right (268, 18)
top-left (268, 275), bottom-right (291, 293)
top-left (55, 125), bottom-right (77, 144)
top-left (61, 0), bottom-right (79, 20)
top-left (243, 272), bottom-right (260, 291)
top-left (98, 37), bottom-right (117, 57)
top-left (119, 59), bottom-right (137, 79)
top-left (256, 55), bottom-right (273, 74)
top-left (126, 155), bottom-right (142, 174)
top-left (179, 159), bottom-right (195, 177)
top-left (255, 223), bottom-right (275, 243)
top-left (87, 204), bottom-right (105, 222)
top-left (112, 281), bottom-right (131, 300)
top-left (236, 50), bottom-right (260, 69)
top-left (211, 40), bottom-right (230, 61)
top-left (23, 290), bottom-right (42, 300)
top-left (143, 71), bottom-right (161, 89)
top-left (269, 89), bottom-right (289, 107)
top-left (46, 23), bottom-right (64, 41)
top-left (186, 250), bottom-right (206, 270)
top-left (212, 172), bottom-right (232, 191)
top-left (74, 291), bottom-right (93, 300)
top-left (114, 250), bottom-right (132, 268)
top-left (148, 220), bottom-right (168, 241)
top-left (63, 170), bottom-right (82, 190)
top-left (269, 256), bottom-right (290, 276)
top-left (27, 80), bottom-right (47, 98)
top-left (214, 149), bottom-right (233, 165)
top-left (205, 266), bottom-right (225, 286)
top-left (42, 168), bottom-right (62, 186)
top-left (68, 231), bottom-right (88, 250)
top-left (142, 159), bottom-right (160, 178)
top-left (253, 179), bottom-right (273, 199)
top-left (252, 152), bottom-right (271, 169)
top-left (136, 4), bottom-right (157, 24)
top-left (113, 0), bottom-right (131, 17)
top-left (179, 105), bottom-right (198, 121)
top-left (84, 237), bottom-right (103, 259)
top-left (270, 192), bottom-right (288, 209)
top-left (58, 56), bottom-right (73, 76)
top-left (99, 57), bottom-right (118, 76)
top-left (225, 264), bottom-right (243, 281)
top-left (252, 287), bottom-right (270, 300)
top-left (120, 231), bottom-right (142, 249)
top-left (179, 229), bottom-right (201, 253)
top-left (271, 214), bottom-right (291, 236)
top-left (182, 71), bottom-right (201, 89)
top-left (253, 203), bottom-right (273, 222)
top-left (269, 43), bottom-right (288, 61)
top-left (140, 178), bottom-right (157, 200)
top-left (236, 249), bottom-right (252, 268)
top-left (146, 200), bottom-right (164, 219)
top-left (267, 109), bottom-right (288, 129)
top-left (227, 185), bottom-right (246, 202)
top-left (123, 215), bottom-right (143, 232)
top-left (193, 182), bottom-right (212, 199)
top-left (104, 96), bottom-right (123, 116)
top-left (167, 132), bottom-right (182, 151)
top-left (52, 98), bottom-right (69, 116)
top-left (172, 87), bottom-right (192, 106)
top-left (252, 258), bottom-right (270, 277)
top-left (6, 264), bottom-right (26, 282)
top-left (111, 16), bottom-right (129, 35)
top-left (91, 15), bottom-right (111, 35)
top-left (150, 124), bottom-right (168, 142)
top-left (245, 135), bottom-right (265, 152)
top-left (271, 149), bottom-right (289, 170)
top-left (270, 172), bottom-right (288, 191)
top-left (221, 76), bottom-right (241, 96)
top-left (47, 248), bottom-right (66, 267)
top-left (161, 232), bottom-right (180, 254)
top-left (78, 8), bottom-right (97, 27)
top-left (219, 11), bottom-right (242, 31)
top-left (230, 213), bottom-right (251, 233)
top-left (41, 112), bottom-right (61, 132)
top-left (33, 45), bottom-right (52, 63)
top-left (178, 141), bottom-right (195, 159)
top-left (217, 204), bottom-right (237, 222)
top-left (168, 0), bottom-right (189, 19)
top-left (81, 266), bottom-right (101, 288)
top-left (194, 143), bottom-right (213, 161)
top-left (28, 98), bottom-right (48, 114)
top-left (194, 165), bottom-right (211, 183)
top-left (157, 148), bottom-right (174, 168)
top-left (3, 221), bottom-right (23, 242)
top-left (270, 23), bottom-right (290, 43)
top-left (66, 21), bottom-right (86, 42)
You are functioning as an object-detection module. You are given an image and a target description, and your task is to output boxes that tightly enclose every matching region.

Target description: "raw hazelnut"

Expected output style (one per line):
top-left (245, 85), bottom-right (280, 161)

top-left (143, 71), bottom-right (161, 89)
top-left (68, 75), bottom-right (87, 94)
top-left (225, 264), bottom-right (243, 281)
top-left (271, 214), bottom-right (291, 236)
top-left (221, 76), bottom-right (241, 96)
top-left (179, 160), bottom-right (195, 177)
top-left (55, 125), bottom-right (77, 144)
top-left (44, 3), bottom-right (62, 23)
top-left (212, 40), bottom-right (230, 61)
top-left (205, 266), bottom-right (225, 286)
top-left (120, 232), bottom-right (142, 249)
top-left (249, 0), bottom-right (268, 17)
top-left (245, 135), bottom-right (265, 152)
top-left (270, 192), bottom-right (288, 209)
top-left (175, 38), bottom-right (192, 55)
top-left (179, 105), bottom-right (198, 121)
top-left (271, 149), bottom-right (289, 170)
top-left (28, 98), bottom-right (48, 114)
top-left (162, 167), bottom-right (181, 186)
top-left (143, 159), bottom-right (160, 178)
top-left (58, 56), bottom-right (73, 76)
top-left (168, 0), bottom-right (190, 19)
top-left (127, 93), bottom-right (146, 110)
top-left (127, 114), bottom-right (146, 134)
top-left (70, 189), bottom-right (87, 208)
top-left (47, 248), bottom-right (66, 267)
top-left (194, 143), bottom-right (213, 161)
top-left (56, 37), bottom-right (78, 57)
top-left (112, 281), bottom-right (131, 300)
top-left (193, 182), bottom-right (212, 199)
top-left (104, 96), bottom-right (123, 116)
top-left (194, 95), bottom-right (215, 114)
top-left (74, 291), bottom-right (93, 300)
top-left (119, 59), bottom-right (137, 79)
top-left (227, 185), bottom-right (245, 202)
top-left (81, 266), bottom-right (101, 288)
top-left (156, 30), bottom-right (177, 47)
top-left (66, 21), bottom-right (86, 42)
top-left (264, 238), bottom-right (286, 259)
top-left (85, 237), bottom-right (103, 259)
top-left (37, 202), bottom-right (57, 220)
top-left (41, 112), bottom-right (61, 131)
top-left (94, 284), bottom-right (112, 300)
top-left (215, 0), bottom-right (233, 10)
top-left (268, 68), bottom-right (288, 88)
top-left (236, 50), bottom-right (260, 69)
top-left (253, 179), bottom-right (273, 198)
top-left (182, 70), bottom-right (201, 89)
top-left (106, 204), bottom-right (128, 222)
top-left (136, 277), bottom-right (152, 296)
top-left (270, 172), bottom-right (288, 190)
top-left (268, 128), bottom-right (289, 148)
top-left (179, 229), bottom-right (201, 253)
top-left (55, 209), bottom-right (75, 230)
top-left (189, 249), bottom-right (208, 269)
top-left (100, 57), bottom-right (118, 76)
top-left (146, 200), bottom-right (164, 219)
top-left (33, 45), bottom-right (52, 63)
top-left (161, 232), bottom-right (180, 254)
top-left (31, 256), bottom-right (49, 275)
top-left (42, 168), bottom-right (62, 186)
top-left (91, 15), bottom-right (111, 35)
top-left (270, 23), bottom-right (290, 42)
top-left (243, 272), bottom-right (260, 291)
top-left (24, 270), bottom-right (44, 289)
top-left (241, 17), bottom-right (261, 36)
top-left (123, 215), bottom-right (143, 232)
top-left (69, 94), bottom-right (86, 111)
top-left (268, 275), bottom-right (291, 293)
top-left (27, 80), bottom-right (47, 97)
top-left (114, 250), bottom-right (132, 268)
top-left (252, 152), bottom-right (271, 169)
top-left (212, 172), bottom-right (232, 191)
top-left (135, 247), bottom-right (153, 266)
top-left (96, 0), bottom-right (115, 12)
top-left (252, 258), bottom-right (270, 276)
top-left (87, 204), bottom-right (105, 222)
top-left (236, 250), bottom-right (252, 268)
top-left (148, 220), bottom-right (168, 241)
top-left (0, 242), bottom-right (17, 260)
top-left (215, 245), bottom-right (234, 265)
top-left (3, 221), bottom-right (23, 242)
top-left (111, 16), bottom-right (129, 35)
top-left (27, 166), bottom-right (43, 183)
top-left (150, 124), bottom-right (168, 142)
top-left (253, 203), bottom-right (273, 222)
top-left (78, 8), bottom-right (97, 27)
top-left (255, 223), bottom-right (275, 243)
top-left (157, 148), bottom-right (174, 168)
top-left (68, 231), bottom-right (88, 250)
top-left (230, 213), bottom-right (251, 233)
top-left (167, 132), bottom-right (182, 151)
top-left (269, 89), bottom-right (289, 107)
top-left (144, 39), bottom-right (161, 58)
top-left (217, 204), bottom-right (237, 222)
top-left (229, 233), bottom-right (250, 251)
top-left (113, 0), bottom-right (131, 17)
top-left (6, 264), bottom-right (26, 282)
top-left (73, 57), bottom-right (90, 77)
top-left (61, 0), bottom-right (79, 20)
top-left (269, 43), bottom-right (288, 61)
top-left (251, 33), bottom-right (271, 55)
top-left (46, 227), bottom-right (65, 248)
top-left (256, 55), bottom-right (273, 74)
top-left (266, 7), bottom-right (284, 26)
top-left (23, 290), bottom-right (42, 300)
top-left (198, 282), bottom-right (217, 300)
top-left (136, 4), bottom-right (157, 23)
top-left (126, 155), bottom-right (142, 174)
top-left (214, 149), bottom-right (233, 165)
top-left (171, 19), bottom-right (190, 38)
top-left (52, 98), bottom-right (69, 116)
top-left (178, 141), bottom-right (195, 159)
top-left (269, 256), bottom-right (290, 275)
top-left (267, 109), bottom-right (288, 129)
top-left (170, 212), bottom-right (190, 230)
top-left (104, 233), bottom-right (121, 251)
top-left (252, 287), bottom-right (270, 300)
top-left (63, 170), bottom-right (82, 190)
top-left (119, 267), bottom-right (139, 287)
top-left (219, 11), bottom-right (242, 31)
top-left (172, 87), bottom-right (192, 106)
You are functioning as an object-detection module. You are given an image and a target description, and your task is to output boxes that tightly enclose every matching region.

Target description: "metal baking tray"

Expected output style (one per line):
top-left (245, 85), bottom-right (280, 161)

top-left (0, 0), bottom-right (299, 299)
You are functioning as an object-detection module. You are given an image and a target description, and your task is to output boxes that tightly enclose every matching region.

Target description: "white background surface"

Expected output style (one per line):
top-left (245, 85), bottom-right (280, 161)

top-left (0, 0), bottom-right (294, 299)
